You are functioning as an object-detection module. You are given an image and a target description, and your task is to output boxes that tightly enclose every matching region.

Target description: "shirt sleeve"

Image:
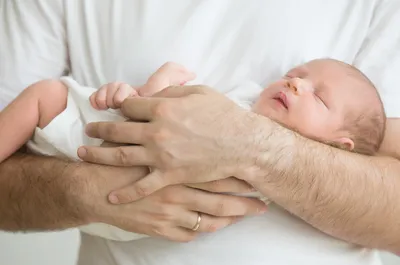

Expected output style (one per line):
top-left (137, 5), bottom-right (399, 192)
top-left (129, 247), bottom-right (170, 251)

top-left (0, 0), bottom-right (69, 110)
top-left (353, 0), bottom-right (400, 118)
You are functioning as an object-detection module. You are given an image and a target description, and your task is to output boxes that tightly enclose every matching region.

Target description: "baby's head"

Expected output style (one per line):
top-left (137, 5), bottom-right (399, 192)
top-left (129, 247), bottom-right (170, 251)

top-left (253, 59), bottom-right (386, 155)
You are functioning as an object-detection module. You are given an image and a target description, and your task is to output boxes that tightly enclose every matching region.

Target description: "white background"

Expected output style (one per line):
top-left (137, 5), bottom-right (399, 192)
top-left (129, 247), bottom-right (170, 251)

top-left (0, 230), bottom-right (399, 265)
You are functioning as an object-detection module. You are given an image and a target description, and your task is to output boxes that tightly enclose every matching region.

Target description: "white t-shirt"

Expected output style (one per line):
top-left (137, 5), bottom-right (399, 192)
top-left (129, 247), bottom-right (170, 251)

top-left (1, 1), bottom-right (400, 265)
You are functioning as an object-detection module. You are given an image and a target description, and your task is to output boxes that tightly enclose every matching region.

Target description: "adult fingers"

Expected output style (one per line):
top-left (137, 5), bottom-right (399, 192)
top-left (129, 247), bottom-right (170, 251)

top-left (152, 85), bottom-right (211, 98)
top-left (120, 97), bottom-right (166, 121)
top-left (108, 169), bottom-right (171, 203)
top-left (78, 145), bottom-right (153, 167)
top-left (184, 190), bottom-right (268, 217)
top-left (154, 227), bottom-right (196, 243)
top-left (187, 177), bottom-right (255, 193)
top-left (85, 121), bottom-right (147, 144)
top-left (178, 211), bottom-right (239, 233)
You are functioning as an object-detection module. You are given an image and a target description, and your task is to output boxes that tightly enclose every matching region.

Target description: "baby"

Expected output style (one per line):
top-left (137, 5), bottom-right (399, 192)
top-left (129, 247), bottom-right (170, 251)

top-left (0, 59), bottom-right (386, 241)
top-left (252, 59), bottom-right (386, 155)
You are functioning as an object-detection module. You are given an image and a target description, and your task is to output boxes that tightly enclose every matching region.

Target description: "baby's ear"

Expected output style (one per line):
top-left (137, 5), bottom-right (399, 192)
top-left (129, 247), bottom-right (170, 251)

top-left (334, 137), bottom-right (355, 151)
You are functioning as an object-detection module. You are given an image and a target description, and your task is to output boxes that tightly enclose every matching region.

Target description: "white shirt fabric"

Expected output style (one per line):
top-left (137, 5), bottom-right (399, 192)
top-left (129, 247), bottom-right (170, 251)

top-left (1, 1), bottom-right (400, 265)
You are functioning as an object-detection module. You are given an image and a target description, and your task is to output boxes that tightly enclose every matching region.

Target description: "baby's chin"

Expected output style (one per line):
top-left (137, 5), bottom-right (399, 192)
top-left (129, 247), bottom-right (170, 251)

top-left (253, 99), bottom-right (285, 117)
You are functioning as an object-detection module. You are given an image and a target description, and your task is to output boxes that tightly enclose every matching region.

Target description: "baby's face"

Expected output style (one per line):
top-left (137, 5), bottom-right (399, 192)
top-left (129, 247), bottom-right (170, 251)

top-left (253, 59), bottom-right (364, 144)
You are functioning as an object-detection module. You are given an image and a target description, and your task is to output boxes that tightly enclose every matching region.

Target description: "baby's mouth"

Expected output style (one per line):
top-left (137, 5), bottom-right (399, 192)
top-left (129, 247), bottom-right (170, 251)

top-left (272, 92), bottom-right (289, 109)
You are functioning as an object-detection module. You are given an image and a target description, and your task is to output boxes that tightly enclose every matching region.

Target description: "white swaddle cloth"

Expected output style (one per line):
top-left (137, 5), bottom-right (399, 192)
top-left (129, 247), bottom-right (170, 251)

top-left (26, 77), bottom-right (267, 241)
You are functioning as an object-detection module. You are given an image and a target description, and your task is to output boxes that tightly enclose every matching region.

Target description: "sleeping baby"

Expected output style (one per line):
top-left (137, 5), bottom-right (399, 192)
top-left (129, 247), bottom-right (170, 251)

top-left (0, 59), bottom-right (386, 241)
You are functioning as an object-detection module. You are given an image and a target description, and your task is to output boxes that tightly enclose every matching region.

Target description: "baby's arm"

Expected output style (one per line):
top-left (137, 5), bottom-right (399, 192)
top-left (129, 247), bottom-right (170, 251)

top-left (0, 80), bottom-right (67, 162)
top-left (90, 62), bottom-right (196, 110)
top-left (138, 62), bottom-right (196, 97)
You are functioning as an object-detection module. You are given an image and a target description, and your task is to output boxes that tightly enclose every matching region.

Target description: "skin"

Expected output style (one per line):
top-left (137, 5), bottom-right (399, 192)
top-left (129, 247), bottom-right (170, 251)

top-left (0, 74), bottom-right (266, 242)
top-left (90, 62), bottom-right (196, 110)
top-left (253, 59), bottom-right (382, 151)
top-left (78, 85), bottom-right (400, 252)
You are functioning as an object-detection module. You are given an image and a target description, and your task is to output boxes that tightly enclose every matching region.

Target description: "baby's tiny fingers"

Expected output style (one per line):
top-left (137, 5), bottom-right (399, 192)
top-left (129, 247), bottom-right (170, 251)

top-left (95, 86), bottom-right (109, 110)
top-left (114, 84), bottom-right (136, 108)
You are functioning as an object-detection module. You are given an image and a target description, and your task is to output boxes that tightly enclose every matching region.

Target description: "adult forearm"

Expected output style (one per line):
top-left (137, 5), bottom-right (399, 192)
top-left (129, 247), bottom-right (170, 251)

top-left (0, 152), bottom-right (91, 231)
top-left (245, 121), bottom-right (400, 253)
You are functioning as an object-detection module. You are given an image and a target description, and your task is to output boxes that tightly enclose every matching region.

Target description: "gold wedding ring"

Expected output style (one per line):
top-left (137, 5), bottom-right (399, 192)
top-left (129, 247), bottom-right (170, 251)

top-left (191, 213), bottom-right (202, 231)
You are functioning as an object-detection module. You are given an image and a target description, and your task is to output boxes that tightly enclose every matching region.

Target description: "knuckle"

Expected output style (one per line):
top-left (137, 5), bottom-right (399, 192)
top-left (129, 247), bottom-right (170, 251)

top-left (115, 146), bottom-right (132, 166)
top-left (152, 101), bottom-right (172, 117)
top-left (158, 209), bottom-right (174, 222)
top-left (151, 127), bottom-right (170, 142)
top-left (151, 225), bottom-right (167, 237)
top-left (114, 97), bottom-right (123, 105)
top-left (159, 149), bottom-right (177, 167)
top-left (83, 147), bottom-right (96, 161)
top-left (149, 203), bottom-right (173, 223)
top-left (135, 184), bottom-right (150, 198)
top-left (205, 222), bottom-right (219, 233)
top-left (161, 189), bottom-right (180, 204)
top-left (214, 200), bottom-right (228, 216)
top-left (114, 94), bottom-right (125, 104)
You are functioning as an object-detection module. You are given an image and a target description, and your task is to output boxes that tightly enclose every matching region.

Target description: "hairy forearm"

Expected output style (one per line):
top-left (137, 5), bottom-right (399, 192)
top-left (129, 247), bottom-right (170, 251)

top-left (243, 118), bottom-right (400, 253)
top-left (0, 152), bottom-right (91, 231)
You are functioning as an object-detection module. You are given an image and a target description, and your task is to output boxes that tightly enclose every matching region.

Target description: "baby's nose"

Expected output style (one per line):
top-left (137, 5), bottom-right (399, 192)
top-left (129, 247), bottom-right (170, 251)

top-left (287, 78), bottom-right (313, 95)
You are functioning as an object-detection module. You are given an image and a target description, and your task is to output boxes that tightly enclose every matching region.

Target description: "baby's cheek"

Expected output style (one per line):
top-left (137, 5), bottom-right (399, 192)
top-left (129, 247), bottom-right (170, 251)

top-left (289, 111), bottom-right (324, 139)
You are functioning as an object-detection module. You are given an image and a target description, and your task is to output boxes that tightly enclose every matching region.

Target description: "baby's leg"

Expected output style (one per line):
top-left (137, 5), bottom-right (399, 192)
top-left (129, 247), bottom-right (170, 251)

top-left (0, 80), bottom-right (68, 162)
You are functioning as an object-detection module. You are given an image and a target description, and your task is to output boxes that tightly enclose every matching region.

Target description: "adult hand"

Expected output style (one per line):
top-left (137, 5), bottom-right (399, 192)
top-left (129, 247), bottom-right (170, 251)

top-left (89, 166), bottom-right (267, 242)
top-left (78, 85), bottom-right (272, 203)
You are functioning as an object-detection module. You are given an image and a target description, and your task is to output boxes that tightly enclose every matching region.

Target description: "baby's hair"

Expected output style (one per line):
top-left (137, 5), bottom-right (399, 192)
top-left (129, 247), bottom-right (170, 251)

top-left (325, 59), bottom-right (386, 155)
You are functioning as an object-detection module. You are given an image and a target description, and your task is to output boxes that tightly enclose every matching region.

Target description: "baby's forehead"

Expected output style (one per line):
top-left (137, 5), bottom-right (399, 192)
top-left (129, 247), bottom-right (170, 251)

top-left (286, 59), bottom-right (340, 77)
top-left (296, 60), bottom-right (365, 87)
top-left (303, 58), bottom-right (350, 72)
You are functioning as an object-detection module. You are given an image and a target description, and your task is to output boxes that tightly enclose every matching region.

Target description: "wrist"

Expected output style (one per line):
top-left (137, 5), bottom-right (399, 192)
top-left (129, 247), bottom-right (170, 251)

top-left (70, 163), bottom-right (150, 225)
top-left (65, 162), bottom-right (104, 224)
top-left (233, 113), bottom-right (297, 184)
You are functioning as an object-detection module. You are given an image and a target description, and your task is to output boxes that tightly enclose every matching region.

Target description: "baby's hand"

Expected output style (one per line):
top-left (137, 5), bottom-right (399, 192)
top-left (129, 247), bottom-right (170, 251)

top-left (138, 62), bottom-right (196, 97)
top-left (90, 82), bottom-right (138, 110)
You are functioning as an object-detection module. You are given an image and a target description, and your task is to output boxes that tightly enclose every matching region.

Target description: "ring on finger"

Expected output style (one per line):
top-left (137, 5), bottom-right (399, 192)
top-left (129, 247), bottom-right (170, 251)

top-left (191, 213), bottom-right (202, 231)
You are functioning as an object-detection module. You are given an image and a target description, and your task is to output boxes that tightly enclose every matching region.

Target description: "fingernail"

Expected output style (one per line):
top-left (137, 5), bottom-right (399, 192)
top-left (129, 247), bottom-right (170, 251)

top-left (77, 147), bottom-right (87, 158)
top-left (108, 194), bottom-right (120, 204)
top-left (85, 124), bottom-right (92, 136)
